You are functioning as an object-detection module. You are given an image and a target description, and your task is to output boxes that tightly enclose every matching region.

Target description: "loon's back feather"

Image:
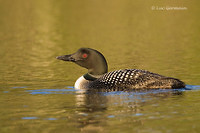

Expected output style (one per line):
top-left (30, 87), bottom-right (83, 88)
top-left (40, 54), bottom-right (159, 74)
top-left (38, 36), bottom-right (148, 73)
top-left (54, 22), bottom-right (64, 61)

top-left (89, 69), bottom-right (185, 89)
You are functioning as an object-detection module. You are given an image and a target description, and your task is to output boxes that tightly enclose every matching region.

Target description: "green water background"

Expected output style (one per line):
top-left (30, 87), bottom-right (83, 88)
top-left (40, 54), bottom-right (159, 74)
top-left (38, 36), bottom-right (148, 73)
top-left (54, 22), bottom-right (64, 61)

top-left (0, 0), bottom-right (200, 133)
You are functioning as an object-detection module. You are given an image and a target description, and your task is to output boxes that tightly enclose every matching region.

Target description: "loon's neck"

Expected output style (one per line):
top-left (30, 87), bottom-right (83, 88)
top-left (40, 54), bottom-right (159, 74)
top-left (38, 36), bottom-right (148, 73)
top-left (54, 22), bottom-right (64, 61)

top-left (83, 73), bottom-right (102, 81)
top-left (87, 49), bottom-right (108, 75)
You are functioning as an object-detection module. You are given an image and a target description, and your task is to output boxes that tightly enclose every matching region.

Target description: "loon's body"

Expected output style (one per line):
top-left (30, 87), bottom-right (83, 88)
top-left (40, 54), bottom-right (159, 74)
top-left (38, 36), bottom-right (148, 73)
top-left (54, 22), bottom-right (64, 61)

top-left (57, 48), bottom-right (185, 90)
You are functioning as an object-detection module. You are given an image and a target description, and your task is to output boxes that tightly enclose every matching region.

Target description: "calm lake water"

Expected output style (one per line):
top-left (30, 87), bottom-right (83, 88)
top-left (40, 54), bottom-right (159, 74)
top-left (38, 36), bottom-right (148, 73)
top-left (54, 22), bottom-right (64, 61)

top-left (0, 0), bottom-right (200, 133)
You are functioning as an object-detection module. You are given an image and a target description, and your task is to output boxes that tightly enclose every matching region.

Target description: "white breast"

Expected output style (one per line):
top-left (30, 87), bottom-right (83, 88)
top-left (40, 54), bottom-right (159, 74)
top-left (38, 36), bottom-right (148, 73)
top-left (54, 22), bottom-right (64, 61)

top-left (74, 76), bottom-right (90, 90)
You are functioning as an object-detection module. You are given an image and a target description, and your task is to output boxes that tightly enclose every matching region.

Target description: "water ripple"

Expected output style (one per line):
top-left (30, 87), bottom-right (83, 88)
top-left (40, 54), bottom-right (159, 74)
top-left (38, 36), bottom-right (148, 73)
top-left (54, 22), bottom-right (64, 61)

top-left (26, 88), bottom-right (77, 95)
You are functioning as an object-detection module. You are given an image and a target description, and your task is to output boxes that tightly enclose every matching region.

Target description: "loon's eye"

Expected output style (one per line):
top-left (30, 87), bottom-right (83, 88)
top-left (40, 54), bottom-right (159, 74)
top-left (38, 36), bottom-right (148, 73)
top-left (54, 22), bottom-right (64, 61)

top-left (82, 53), bottom-right (88, 58)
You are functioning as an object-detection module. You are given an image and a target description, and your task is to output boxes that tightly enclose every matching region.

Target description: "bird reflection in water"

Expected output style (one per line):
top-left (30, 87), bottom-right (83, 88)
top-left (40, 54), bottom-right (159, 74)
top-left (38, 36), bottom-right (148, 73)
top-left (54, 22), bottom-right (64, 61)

top-left (74, 88), bottom-right (185, 132)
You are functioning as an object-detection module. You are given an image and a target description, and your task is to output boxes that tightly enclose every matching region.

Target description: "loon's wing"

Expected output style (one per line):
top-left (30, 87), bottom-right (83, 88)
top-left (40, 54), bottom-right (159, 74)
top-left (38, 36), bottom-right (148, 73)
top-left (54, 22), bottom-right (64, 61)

top-left (94, 69), bottom-right (185, 89)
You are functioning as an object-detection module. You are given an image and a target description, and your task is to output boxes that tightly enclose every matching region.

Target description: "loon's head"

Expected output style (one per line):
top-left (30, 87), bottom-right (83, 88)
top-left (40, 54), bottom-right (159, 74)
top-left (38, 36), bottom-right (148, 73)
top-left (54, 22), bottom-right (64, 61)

top-left (56, 48), bottom-right (108, 75)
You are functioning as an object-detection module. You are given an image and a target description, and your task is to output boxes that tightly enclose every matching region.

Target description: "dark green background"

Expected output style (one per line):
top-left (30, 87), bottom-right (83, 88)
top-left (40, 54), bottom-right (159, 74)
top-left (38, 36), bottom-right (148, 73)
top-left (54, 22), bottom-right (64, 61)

top-left (0, 0), bottom-right (200, 133)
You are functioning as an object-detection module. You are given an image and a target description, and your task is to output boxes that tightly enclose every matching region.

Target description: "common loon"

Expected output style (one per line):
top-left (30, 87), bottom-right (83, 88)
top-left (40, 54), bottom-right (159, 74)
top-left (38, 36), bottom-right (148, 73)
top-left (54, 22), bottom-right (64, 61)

top-left (56, 48), bottom-right (185, 90)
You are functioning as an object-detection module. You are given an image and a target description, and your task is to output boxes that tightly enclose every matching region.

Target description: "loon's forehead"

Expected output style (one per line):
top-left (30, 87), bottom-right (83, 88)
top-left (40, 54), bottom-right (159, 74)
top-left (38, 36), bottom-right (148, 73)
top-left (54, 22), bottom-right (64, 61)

top-left (78, 48), bottom-right (90, 52)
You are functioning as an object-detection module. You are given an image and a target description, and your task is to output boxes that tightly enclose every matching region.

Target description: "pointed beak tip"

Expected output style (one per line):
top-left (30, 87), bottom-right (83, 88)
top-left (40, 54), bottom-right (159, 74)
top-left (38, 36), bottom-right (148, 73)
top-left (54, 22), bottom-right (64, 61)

top-left (56, 55), bottom-right (75, 62)
top-left (56, 56), bottom-right (61, 60)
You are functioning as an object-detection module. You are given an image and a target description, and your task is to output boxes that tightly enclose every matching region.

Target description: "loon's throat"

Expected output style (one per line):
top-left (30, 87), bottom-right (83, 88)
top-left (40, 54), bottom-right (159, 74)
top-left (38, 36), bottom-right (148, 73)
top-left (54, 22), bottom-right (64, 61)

top-left (83, 73), bottom-right (101, 81)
